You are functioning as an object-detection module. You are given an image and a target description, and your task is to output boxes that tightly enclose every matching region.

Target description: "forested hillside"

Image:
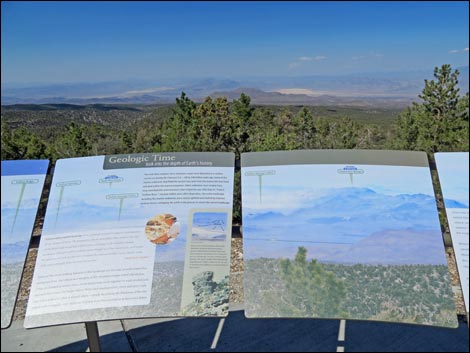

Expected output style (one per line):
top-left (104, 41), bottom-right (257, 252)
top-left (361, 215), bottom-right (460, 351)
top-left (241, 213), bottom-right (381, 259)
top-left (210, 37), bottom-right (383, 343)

top-left (245, 249), bottom-right (456, 326)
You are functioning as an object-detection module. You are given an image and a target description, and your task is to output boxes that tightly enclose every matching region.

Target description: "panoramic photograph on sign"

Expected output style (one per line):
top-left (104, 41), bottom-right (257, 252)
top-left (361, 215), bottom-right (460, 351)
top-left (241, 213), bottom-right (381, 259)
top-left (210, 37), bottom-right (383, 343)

top-left (242, 150), bottom-right (458, 328)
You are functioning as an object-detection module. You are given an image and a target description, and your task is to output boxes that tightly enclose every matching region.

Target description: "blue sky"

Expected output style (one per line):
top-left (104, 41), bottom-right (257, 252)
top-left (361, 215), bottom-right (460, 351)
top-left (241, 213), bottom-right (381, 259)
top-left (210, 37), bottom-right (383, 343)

top-left (1, 1), bottom-right (469, 84)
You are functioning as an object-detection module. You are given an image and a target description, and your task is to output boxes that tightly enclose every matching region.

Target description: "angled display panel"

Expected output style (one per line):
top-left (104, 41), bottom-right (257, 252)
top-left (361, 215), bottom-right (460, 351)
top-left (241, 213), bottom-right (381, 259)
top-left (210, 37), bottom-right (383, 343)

top-left (435, 152), bottom-right (469, 314)
top-left (1, 159), bottom-right (49, 329)
top-left (241, 150), bottom-right (458, 328)
top-left (25, 153), bottom-right (234, 328)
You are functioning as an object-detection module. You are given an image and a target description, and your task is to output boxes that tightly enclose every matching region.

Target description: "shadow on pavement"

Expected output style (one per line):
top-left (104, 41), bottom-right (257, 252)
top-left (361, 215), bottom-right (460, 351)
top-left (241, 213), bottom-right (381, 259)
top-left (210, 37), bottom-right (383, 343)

top-left (48, 311), bottom-right (469, 352)
top-left (48, 330), bottom-right (131, 352)
top-left (345, 319), bottom-right (469, 352)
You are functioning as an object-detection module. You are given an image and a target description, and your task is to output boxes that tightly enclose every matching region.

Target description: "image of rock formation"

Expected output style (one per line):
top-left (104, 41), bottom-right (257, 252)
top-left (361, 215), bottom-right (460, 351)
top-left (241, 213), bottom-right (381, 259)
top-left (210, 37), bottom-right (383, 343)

top-left (181, 271), bottom-right (229, 316)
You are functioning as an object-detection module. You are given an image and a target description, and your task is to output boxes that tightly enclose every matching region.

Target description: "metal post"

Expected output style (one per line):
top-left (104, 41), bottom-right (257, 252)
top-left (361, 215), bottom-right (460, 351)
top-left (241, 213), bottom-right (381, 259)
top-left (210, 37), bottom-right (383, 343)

top-left (85, 321), bottom-right (101, 352)
top-left (258, 175), bottom-right (262, 203)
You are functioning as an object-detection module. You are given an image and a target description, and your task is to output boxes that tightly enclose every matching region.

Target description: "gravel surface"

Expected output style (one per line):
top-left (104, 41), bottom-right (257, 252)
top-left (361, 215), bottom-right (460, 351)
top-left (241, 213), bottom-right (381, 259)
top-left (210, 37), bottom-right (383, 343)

top-left (230, 237), bottom-right (244, 304)
top-left (445, 247), bottom-right (467, 315)
top-left (12, 247), bottom-right (37, 321)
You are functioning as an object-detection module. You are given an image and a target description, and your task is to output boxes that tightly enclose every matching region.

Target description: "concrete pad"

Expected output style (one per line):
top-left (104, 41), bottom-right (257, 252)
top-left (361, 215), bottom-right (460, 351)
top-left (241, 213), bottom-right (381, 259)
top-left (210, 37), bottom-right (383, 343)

top-left (1, 320), bottom-right (131, 352)
top-left (122, 317), bottom-right (184, 331)
top-left (1, 320), bottom-right (87, 352)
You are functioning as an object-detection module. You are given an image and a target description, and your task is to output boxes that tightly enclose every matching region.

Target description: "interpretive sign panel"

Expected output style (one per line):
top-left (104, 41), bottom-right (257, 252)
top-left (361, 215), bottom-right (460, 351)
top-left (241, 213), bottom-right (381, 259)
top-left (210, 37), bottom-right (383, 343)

top-left (25, 153), bottom-right (234, 328)
top-left (435, 152), bottom-right (469, 314)
top-left (241, 150), bottom-right (457, 328)
top-left (1, 159), bottom-right (49, 329)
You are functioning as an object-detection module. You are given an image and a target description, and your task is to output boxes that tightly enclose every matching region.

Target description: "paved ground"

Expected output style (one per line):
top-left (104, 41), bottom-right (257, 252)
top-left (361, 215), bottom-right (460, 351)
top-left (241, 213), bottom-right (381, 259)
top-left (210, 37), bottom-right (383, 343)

top-left (2, 303), bottom-right (468, 352)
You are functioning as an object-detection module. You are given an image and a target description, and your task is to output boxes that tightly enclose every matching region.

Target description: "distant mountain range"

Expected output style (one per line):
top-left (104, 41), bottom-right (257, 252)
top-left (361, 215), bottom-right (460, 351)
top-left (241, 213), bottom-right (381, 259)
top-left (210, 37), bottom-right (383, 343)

top-left (244, 187), bottom-right (461, 232)
top-left (444, 198), bottom-right (469, 208)
top-left (243, 187), bottom-right (457, 264)
top-left (2, 67), bottom-right (468, 107)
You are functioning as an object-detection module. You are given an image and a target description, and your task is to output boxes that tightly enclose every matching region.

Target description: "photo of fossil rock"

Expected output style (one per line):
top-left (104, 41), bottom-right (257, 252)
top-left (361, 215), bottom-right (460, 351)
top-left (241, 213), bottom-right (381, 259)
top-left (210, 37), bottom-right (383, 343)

top-left (145, 213), bottom-right (181, 245)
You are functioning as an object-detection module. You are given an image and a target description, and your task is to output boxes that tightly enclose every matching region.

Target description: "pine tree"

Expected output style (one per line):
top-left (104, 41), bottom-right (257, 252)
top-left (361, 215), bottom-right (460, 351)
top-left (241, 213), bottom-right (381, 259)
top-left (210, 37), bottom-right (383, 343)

top-left (295, 107), bottom-right (316, 149)
top-left (278, 247), bottom-right (346, 317)
top-left (393, 64), bottom-right (469, 153)
top-left (160, 92), bottom-right (198, 151)
top-left (1, 123), bottom-right (47, 160)
top-left (46, 123), bottom-right (91, 160)
top-left (231, 93), bottom-right (254, 156)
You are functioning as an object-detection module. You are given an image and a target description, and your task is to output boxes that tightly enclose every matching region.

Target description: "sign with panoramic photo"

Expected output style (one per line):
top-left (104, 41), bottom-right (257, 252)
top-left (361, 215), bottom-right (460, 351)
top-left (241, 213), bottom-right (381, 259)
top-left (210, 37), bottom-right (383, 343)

top-left (1, 159), bottom-right (49, 329)
top-left (25, 153), bottom-right (234, 328)
top-left (435, 152), bottom-right (469, 314)
top-left (241, 150), bottom-right (457, 328)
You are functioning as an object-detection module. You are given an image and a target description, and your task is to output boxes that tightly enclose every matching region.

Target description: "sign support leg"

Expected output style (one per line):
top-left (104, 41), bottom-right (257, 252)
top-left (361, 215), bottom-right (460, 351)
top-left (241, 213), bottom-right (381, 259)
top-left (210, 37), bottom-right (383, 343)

top-left (85, 321), bottom-right (101, 352)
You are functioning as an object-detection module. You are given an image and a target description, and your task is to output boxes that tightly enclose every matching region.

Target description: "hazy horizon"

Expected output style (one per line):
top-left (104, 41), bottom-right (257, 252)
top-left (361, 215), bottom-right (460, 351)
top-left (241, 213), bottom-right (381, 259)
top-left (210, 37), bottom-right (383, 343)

top-left (2, 65), bottom-right (470, 87)
top-left (2, 1), bottom-right (468, 85)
